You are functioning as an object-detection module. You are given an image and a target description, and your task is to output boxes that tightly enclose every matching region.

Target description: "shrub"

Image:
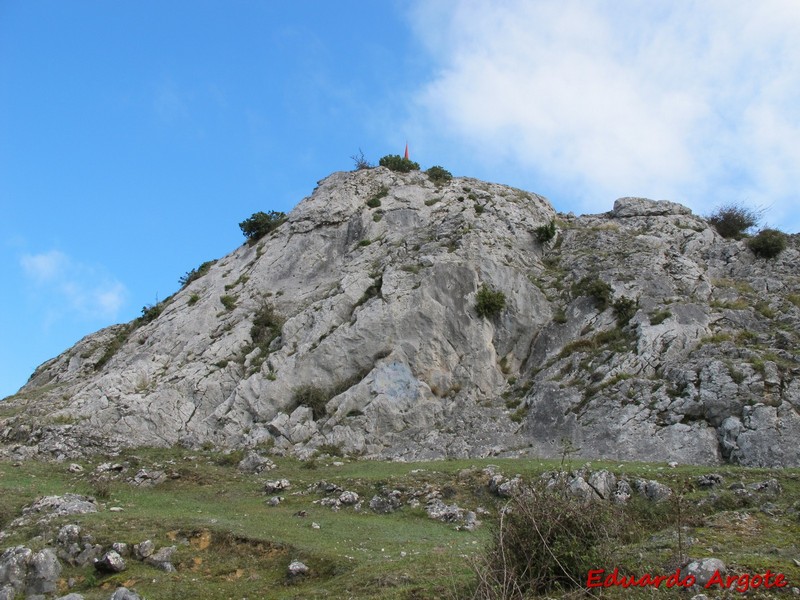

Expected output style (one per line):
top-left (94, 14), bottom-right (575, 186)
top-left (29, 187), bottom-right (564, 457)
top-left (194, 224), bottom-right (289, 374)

top-left (425, 165), bottom-right (452, 184)
top-left (139, 302), bottom-right (163, 324)
top-left (747, 228), bottom-right (787, 258)
top-left (649, 309), bottom-right (671, 325)
top-left (706, 203), bottom-right (759, 239)
top-left (613, 296), bottom-right (638, 326)
top-left (572, 276), bottom-right (612, 311)
top-left (179, 259), bottom-right (216, 288)
top-left (472, 482), bottom-right (619, 597)
top-left (220, 295), bottom-right (237, 311)
top-left (535, 220), bottom-right (556, 243)
top-left (378, 154), bottom-right (420, 173)
top-left (367, 185), bottom-right (388, 208)
top-left (292, 385), bottom-right (329, 420)
top-left (239, 210), bottom-right (286, 242)
top-left (250, 303), bottom-right (283, 354)
top-left (187, 293), bottom-right (200, 306)
top-left (475, 284), bottom-right (506, 318)
top-left (351, 148), bottom-right (372, 170)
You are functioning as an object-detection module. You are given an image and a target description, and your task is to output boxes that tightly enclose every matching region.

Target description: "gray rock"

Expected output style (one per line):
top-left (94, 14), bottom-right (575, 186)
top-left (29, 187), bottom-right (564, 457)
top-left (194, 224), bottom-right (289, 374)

top-left (110, 588), bottom-right (142, 600)
top-left (55, 594), bottom-right (85, 600)
top-left (612, 197), bottom-right (692, 217)
top-left (287, 560), bottom-right (309, 577)
top-left (749, 478), bottom-right (782, 495)
top-left (587, 470), bottom-right (617, 500)
top-left (144, 546), bottom-right (176, 572)
top-left (685, 557), bottom-right (726, 588)
top-left (426, 499), bottom-right (465, 523)
top-left (94, 551), bottom-right (126, 574)
top-left (369, 494), bottom-right (401, 514)
top-left (696, 473), bottom-right (724, 488)
top-left (339, 490), bottom-right (359, 505)
top-left (237, 451), bottom-right (275, 474)
top-left (635, 479), bottom-right (673, 502)
top-left (26, 548), bottom-right (61, 595)
top-left (0, 546), bottom-right (32, 596)
top-left (133, 540), bottom-right (154, 560)
top-left (263, 479), bottom-right (291, 494)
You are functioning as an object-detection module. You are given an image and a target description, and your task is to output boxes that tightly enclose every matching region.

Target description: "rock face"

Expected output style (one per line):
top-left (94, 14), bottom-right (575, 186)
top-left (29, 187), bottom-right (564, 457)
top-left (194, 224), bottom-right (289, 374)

top-left (1, 168), bottom-right (799, 466)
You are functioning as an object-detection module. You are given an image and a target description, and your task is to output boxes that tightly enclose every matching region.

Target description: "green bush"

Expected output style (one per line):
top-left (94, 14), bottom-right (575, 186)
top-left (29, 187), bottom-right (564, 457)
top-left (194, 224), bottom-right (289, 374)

top-left (367, 185), bottom-right (388, 208)
top-left (378, 154), bottom-right (420, 173)
top-left (475, 284), bottom-right (506, 318)
top-left (220, 295), bottom-right (237, 311)
top-left (747, 228), bottom-right (787, 258)
top-left (292, 385), bottom-right (330, 420)
top-left (573, 276), bottom-right (612, 311)
top-left (425, 165), bottom-right (452, 184)
top-left (613, 296), bottom-right (638, 325)
top-left (472, 482), bottom-right (619, 597)
top-left (239, 210), bottom-right (286, 242)
top-left (250, 303), bottom-right (283, 354)
top-left (535, 220), bottom-right (556, 243)
top-left (139, 302), bottom-right (163, 324)
top-left (179, 259), bottom-right (216, 288)
top-left (706, 203), bottom-right (759, 239)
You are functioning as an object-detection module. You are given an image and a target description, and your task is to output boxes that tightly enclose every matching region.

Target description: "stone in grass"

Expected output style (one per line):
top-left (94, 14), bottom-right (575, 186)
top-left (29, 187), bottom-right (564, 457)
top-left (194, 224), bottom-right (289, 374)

top-left (144, 546), bottom-right (176, 572)
top-left (133, 540), bottom-right (154, 560)
top-left (287, 560), bottom-right (309, 577)
top-left (94, 551), bottom-right (126, 574)
top-left (264, 479), bottom-right (291, 494)
top-left (685, 557), bottom-right (726, 588)
top-left (110, 588), bottom-right (142, 600)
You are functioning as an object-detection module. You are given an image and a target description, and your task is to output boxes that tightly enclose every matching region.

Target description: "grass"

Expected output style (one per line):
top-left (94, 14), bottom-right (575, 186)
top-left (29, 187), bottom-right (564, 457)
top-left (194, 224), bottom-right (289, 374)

top-left (0, 449), bottom-right (798, 599)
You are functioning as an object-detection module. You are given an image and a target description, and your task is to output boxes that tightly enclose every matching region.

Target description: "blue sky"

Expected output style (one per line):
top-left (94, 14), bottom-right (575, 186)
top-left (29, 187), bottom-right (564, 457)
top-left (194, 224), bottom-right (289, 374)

top-left (2, 1), bottom-right (799, 398)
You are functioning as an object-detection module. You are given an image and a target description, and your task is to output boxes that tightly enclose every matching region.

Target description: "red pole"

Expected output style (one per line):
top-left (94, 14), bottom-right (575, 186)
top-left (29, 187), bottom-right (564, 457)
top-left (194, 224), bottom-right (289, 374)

top-left (404, 143), bottom-right (409, 160)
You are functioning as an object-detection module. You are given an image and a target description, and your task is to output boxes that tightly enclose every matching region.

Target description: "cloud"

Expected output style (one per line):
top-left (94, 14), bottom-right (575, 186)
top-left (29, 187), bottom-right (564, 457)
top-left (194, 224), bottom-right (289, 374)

top-left (20, 250), bottom-right (127, 321)
top-left (407, 0), bottom-right (800, 230)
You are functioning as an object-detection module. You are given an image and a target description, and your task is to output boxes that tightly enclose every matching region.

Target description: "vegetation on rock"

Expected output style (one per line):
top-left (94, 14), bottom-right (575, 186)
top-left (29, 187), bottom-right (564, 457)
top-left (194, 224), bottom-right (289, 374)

top-left (378, 154), bottom-right (420, 173)
top-left (239, 210), bottom-right (286, 242)
top-left (475, 284), bottom-right (506, 319)
top-left (747, 228), bottom-right (787, 258)
top-left (706, 203), bottom-right (759, 239)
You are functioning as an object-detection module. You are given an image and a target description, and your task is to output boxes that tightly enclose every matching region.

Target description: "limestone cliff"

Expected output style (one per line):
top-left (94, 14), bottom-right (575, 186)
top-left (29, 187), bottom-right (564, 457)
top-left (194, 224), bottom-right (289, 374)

top-left (2, 167), bottom-right (799, 466)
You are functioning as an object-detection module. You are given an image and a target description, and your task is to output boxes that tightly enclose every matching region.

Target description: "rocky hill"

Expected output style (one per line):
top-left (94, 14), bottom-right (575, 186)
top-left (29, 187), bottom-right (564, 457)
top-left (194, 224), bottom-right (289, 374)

top-left (2, 167), bottom-right (799, 466)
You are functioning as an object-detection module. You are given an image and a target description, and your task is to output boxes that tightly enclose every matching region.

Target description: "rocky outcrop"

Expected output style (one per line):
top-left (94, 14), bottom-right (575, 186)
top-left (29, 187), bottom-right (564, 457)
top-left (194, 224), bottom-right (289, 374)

top-left (1, 167), bottom-right (798, 466)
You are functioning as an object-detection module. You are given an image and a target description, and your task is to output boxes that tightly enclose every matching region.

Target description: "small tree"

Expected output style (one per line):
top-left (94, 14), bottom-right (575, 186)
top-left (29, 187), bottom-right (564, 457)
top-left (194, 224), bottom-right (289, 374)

top-left (535, 220), bottom-right (556, 243)
top-left (379, 154), bottom-right (420, 173)
top-left (748, 228), bottom-right (787, 258)
top-left (425, 165), bottom-right (452, 184)
top-left (475, 284), bottom-right (506, 318)
top-left (239, 210), bottom-right (286, 242)
top-left (706, 203), bottom-right (759, 239)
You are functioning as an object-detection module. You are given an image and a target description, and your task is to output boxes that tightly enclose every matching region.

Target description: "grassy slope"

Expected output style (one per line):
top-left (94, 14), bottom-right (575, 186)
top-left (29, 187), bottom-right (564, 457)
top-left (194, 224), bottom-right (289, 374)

top-left (0, 448), bottom-right (798, 599)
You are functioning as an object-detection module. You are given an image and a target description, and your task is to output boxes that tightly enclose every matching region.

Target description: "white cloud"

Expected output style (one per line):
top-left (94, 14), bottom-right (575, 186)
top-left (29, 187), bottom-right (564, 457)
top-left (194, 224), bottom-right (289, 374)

top-left (407, 0), bottom-right (800, 230)
top-left (20, 250), bottom-right (127, 321)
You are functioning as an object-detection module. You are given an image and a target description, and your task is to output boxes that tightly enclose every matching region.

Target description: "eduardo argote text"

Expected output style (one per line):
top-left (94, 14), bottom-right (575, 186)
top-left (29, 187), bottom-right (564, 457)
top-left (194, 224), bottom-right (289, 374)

top-left (587, 567), bottom-right (788, 592)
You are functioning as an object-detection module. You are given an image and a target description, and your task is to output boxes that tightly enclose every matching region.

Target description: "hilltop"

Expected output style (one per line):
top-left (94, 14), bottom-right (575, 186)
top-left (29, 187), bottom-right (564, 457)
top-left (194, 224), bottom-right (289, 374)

top-left (2, 166), bottom-right (799, 466)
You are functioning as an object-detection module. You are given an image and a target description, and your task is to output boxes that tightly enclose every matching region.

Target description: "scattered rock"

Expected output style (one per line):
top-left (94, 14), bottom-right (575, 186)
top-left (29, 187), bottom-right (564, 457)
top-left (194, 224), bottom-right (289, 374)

top-left (339, 490), bottom-right (359, 505)
top-left (263, 479), bottom-right (291, 494)
top-left (311, 522), bottom-right (320, 530)
top-left (94, 551), bottom-right (126, 574)
top-left (55, 594), bottom-right (85, 600)
top-left (266, 496), bottom-right (283, 506)
top-left (749, 479), bottom-right (782, 495)
top-left (237, 451), bottom-right (275, 474)
top-left (696, 474), bottom-right (724, 488)
top-left (369, 492), bottom-right (402, 514)
top-left (425, 499), bottom-right (465, 523)
top-left (133, 540), bottom-right (154, 560)
top-left (128, 468), bottom-right (167, 487)
top-left (287, 560), bottom-right (308, 577)
top-left (68, 463), bottom-right (83, 473)
top-left (634, 479), bottom-right (673, 503)
top-left (144, 546), bottom-right (176, 572)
